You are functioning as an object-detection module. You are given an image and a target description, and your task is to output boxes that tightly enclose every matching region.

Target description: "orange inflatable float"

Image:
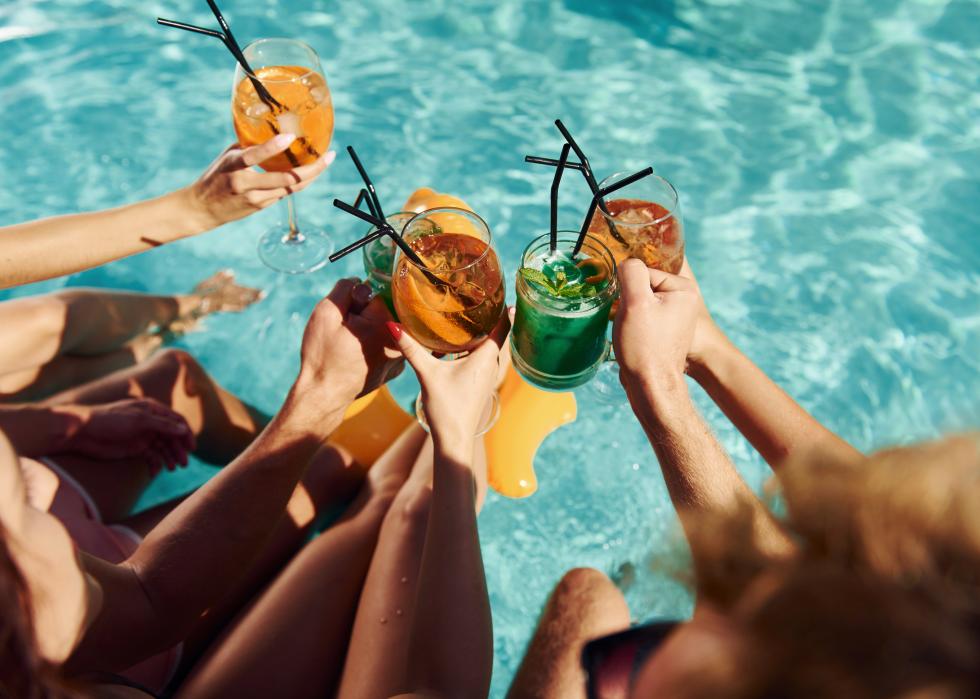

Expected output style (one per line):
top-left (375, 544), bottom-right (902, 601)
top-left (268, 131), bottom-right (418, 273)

top-left (330, 187), bottom-right (578, 498)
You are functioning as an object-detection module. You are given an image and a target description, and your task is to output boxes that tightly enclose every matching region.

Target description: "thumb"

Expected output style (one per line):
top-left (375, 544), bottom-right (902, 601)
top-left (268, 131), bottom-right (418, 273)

top-left (618, 258), bottom-right (655, 309)
top-left (647, 267), bottom-right (695, 294)
top-left (385, 322), bottom-right (431, 375)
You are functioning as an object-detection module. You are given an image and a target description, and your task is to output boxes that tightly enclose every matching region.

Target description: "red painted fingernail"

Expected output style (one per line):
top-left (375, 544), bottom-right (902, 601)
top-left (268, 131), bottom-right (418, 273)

top-left (385, 321), bottom-right (403, 340)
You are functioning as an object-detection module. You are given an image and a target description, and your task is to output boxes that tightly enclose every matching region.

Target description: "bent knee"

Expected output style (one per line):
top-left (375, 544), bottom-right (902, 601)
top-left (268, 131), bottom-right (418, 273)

top-left (386, 482), bottom-right (432, 530)
top-left (551, 568), bottom-right (630, 622)
top-left (150, 348), bottom-right (206, 384)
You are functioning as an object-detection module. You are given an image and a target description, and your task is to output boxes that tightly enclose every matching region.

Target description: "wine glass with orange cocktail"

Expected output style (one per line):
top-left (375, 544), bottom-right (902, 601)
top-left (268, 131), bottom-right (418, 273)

top-left (231, 38), bottom-right (335, 273)
top-left (392, 207), bottom-right (506, 435)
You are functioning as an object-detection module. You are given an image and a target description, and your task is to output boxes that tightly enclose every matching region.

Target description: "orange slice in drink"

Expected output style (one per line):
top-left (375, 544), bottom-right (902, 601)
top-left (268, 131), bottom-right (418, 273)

top-left (402, 188), bottom-right (482, 240)
top-left (398, 268), bottom-right (475, 349)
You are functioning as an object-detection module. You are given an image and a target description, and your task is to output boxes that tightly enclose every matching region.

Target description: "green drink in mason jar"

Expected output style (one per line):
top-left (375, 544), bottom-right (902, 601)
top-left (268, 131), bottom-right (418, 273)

top-left (360, 211), bottom-right (415, 314)
top-left (511, 233), bottom-right (618, 391)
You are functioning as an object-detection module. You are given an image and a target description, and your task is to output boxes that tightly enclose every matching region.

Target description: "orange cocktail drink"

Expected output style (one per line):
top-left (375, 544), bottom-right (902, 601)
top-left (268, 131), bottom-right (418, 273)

top-left (392, 208), bottom-right (505, 354)
top-left (232, 63), bottom-right (333, 171)
top-left (587, 172), bottom-right (684, 274)
top-left (230, 38), bottom-right (335, 274)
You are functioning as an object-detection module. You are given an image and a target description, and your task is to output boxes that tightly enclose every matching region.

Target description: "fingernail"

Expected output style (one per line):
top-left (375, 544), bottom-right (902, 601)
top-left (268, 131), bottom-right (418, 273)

top-left (385, 321), bottom-right (403, 341)
top-left (322, 150), bottom-right (336, 164)
top-left (274, 133), bottom-right (296, 148)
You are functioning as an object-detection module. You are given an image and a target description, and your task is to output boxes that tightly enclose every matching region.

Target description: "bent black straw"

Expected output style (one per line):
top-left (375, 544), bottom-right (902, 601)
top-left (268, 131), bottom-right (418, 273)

top-left (525, 155), bottom-right (586, 172)
top-left (331, 200), bottom-right (444, 287)
top-left (156, 18), bottom-right (281, 111)
top-left (327, 188), bottom-right (382, 262)
top-left (549, 143), bottom-right (572, 253)
top-left (155, 12), bottom-right (304, 167)
top-left (352, 188), bottom-right (380, 219)
top-left (573, 167), bottom-right (655, 257)
top-left (542, 120), bottom-right (626, 245)
top-left (346, 146), bottom-right (387, 222)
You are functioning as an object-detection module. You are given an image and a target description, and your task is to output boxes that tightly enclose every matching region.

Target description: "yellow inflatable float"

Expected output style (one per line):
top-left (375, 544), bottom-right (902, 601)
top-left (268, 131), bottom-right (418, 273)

top-left (329, 187), bottom-right (578, 498)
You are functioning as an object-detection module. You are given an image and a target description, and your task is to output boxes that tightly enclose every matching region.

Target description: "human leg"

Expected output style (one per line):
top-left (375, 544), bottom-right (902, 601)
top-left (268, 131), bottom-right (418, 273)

top-left (337, 435), bottom-right (489, 699)
top-left (507, 568), bottom-right (631, 699)
top-left (175, 424), bottom-right (427, 699)
top-left (44, 348), bottom-right (266, 465)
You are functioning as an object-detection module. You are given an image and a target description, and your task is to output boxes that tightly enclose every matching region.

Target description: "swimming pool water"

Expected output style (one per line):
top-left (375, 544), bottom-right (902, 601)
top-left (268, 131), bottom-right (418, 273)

top-left (2, 0), bottom-right (978, 693)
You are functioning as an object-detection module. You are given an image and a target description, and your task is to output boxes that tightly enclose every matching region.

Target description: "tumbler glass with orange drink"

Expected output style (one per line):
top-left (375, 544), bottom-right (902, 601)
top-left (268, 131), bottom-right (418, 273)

top-left (231, 38), bottom-right (334, 273)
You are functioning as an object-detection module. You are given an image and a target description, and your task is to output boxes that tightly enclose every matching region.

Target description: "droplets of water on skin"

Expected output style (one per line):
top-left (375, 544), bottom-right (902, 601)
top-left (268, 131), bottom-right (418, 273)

top-left (380, 617), bottom-right (388, 625)
top-left (395, 609), bottom-right (403, 617)
top-left (400, 576), bottom-right (409, 584)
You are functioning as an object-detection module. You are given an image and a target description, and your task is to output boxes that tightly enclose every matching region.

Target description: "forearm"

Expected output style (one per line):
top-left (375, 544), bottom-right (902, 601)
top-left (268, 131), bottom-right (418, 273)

top-left (130, 386), bottom-right (343, 614)
top-left (0, 404), bottom-right (80, 457)
top-left (0, 187), bottom-right (211, 290)
top-left (626, 373), bottom-right (792, 557)
top-left (73, 384), bottom-right (349, 671)
top-left (407, 436), bottom-right (493, 698)
top-left (690, 324), bottom-right (863, 469)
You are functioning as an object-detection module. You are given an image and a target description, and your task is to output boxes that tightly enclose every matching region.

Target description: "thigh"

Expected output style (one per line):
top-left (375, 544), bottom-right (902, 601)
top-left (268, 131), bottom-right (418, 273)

top-left (48, 453), bottom-right (154, 524)
top-left (507, 568), bottom-right (631, 699)
top-left (337, 441), bottom-right (435, 699)
top-left (0, 345), bottom-right (147, 402)
top-left (175, 428), bottom-right (427, 699)
top-left (46, 348), bottom-right (265, 465)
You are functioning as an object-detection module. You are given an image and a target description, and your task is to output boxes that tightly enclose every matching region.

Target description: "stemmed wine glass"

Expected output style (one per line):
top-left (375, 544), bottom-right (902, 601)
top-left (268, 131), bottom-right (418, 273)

top-left (587, 172), bottom-right (686, 402)
top-left (391, 207), bottom-right (506, 434)
top-left (231, 38), bottom-right (335, 274)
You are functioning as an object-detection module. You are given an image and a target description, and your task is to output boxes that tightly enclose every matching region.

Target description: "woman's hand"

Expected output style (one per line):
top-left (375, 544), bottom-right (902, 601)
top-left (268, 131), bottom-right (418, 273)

top-left (387, 313), bottom-right (511, 446)
top-left (55, 399), bottom-right (195, 475)
top-left (294, 279), bottom-right (404, 407)
top-left (613, 258), bottom-right (701, 391)
top-left (184, 134), bottom-right (336, 231)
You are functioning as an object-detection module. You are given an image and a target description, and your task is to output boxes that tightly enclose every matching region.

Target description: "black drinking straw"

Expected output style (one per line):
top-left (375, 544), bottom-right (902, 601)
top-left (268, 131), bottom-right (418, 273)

top-left (352, 187), bottom-right (380, 219)
top-left (573, 166), bottom-right (655, 257)
top-left (549, 143), bottom-right (572, 253)
top-left (525, 119), bottom-right (627, 246)
top-left (331, 200), bottom-right (445, 288)
top-left (346, 146), bottom-right (387, 221)
top-left (525, 154), bottom-right (586, 172)
top-left (156, 18), bottom-right (281, 112)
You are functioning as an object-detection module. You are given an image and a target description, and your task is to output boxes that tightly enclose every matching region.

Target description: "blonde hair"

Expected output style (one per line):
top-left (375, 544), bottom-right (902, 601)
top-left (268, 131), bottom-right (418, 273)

top-left (676, 435), bottom-right (980, 699)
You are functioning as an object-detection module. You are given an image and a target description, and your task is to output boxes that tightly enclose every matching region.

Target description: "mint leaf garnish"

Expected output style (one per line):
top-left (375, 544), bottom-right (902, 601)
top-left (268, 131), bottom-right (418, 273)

top-left (520, 267), bottom-right (557, 293)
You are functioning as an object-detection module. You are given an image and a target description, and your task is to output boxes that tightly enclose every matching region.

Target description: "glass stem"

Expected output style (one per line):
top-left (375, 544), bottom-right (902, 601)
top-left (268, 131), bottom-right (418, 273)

top-left (285, 195), bottom-right (301, 241)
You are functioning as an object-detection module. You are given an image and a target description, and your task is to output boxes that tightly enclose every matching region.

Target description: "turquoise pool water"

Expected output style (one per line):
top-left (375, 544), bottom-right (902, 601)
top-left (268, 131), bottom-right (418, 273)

top-left (2, 0), bottom-right (978, 693)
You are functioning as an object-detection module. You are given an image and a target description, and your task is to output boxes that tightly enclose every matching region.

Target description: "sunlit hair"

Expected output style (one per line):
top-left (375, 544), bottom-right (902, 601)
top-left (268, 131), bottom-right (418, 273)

top-left (0, 521), bottom-right (80, 699)
top-left (676, 434), bottom-right (980, 698)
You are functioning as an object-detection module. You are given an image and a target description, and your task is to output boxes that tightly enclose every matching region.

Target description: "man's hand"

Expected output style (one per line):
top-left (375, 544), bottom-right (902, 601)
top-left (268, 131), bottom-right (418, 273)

top-left (294, 278), bottom-right (404, 407)
top-left (613, 258), bottom-right (702, 390)
top-left (55, 399), bottom-right (195, 475)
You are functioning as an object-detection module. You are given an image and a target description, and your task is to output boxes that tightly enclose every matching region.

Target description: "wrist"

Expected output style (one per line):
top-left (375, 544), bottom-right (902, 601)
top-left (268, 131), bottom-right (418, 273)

top-left (285, 376), bottom-right (351, 433)
top-left (432, 432), bottom-right (476, 471)
top-left (622, 370), bottom-right (692, 433)
top-left (173, 186), bottom-right (218, 238)
top-left (687, 321), bottom-right (730, 384)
